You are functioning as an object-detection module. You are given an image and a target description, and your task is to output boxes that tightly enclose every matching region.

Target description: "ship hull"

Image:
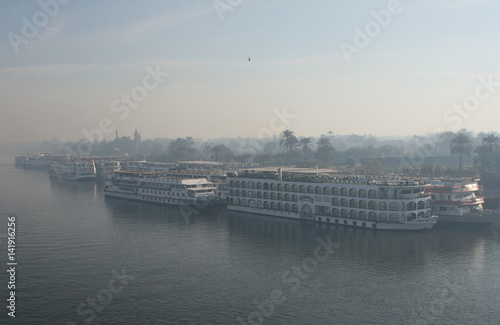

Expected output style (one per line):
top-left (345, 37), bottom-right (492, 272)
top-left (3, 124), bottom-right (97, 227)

top-left (227, 205), bottom-right (437, 231)
top-left (435, 211), bottom-right (500, 227)
top-left (104, 190), bottom-right (217, 207)
top-left (49, 173), bottom-right (96, 181)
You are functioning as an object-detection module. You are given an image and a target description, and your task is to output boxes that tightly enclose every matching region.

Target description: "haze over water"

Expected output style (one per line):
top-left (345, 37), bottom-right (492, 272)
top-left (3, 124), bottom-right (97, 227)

top-left (1, 155), bottom-right (500, 324)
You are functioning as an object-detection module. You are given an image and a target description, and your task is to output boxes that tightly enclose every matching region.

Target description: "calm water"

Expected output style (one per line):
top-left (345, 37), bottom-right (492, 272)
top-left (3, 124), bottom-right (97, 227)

top-left (1, 157), bottom-right (500, 324)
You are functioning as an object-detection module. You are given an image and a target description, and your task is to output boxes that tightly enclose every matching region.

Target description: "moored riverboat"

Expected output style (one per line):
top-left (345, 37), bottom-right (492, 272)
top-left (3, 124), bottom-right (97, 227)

top-left (424, 179), bottom-right (500, 227)
top-left (227, 168), bottom-right (438, 231)
top-left (49, 159), bottom-right (96, 181)
top-left (104, 170), bottom-right (218, 208)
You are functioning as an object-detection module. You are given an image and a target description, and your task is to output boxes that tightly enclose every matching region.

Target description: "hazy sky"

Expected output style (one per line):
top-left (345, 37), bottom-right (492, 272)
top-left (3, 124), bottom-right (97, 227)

top-left (1, 0), bottom-right (500, 143)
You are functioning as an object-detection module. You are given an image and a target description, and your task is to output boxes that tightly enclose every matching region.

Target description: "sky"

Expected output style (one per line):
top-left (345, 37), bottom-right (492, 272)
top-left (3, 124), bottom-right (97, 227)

top-left (1, 0), bottom-right (500, 143)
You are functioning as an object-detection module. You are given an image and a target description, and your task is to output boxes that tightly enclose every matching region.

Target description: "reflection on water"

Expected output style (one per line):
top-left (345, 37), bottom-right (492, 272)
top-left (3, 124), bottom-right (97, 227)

top-left (226, 209), bottom-right (497, 264)
top-left (104, 196), bottom-right (224, 226)
top-left (50, 177), bottom-right (100, 195)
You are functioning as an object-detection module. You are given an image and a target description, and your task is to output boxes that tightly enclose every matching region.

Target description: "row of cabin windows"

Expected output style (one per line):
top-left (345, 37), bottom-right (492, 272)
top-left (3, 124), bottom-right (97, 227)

top-left (329, 210), bottom-right (429, 222)
top-left (229, 190), bottom-right (298, 201)
top-left (228, 191), bottom-right (430, 211)
top-left (229, 181), bottom-right (397, 199)
top-left (228, 198), bottom-right (299, 212)
top-left (118, 187), bottom-right (135, 192)
top-left (140, 196), bottom-right (181, 203)
top-left (331, 199), bottom-right (428, 211)
top-left (228, 199), bottom-right (431, 221)
top-left (141, 182), bottom-right (185, 189)
top-left (349, 208), bottom-right (425, 222)
top-left (114, 194), bottom-right (182, 204)
top-left (142, 189), bottom-right (183, 197)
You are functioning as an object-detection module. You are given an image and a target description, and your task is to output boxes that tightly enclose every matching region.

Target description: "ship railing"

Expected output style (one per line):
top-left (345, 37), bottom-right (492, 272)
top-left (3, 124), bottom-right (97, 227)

top-left (397, 193), bottom-right (431, 200)
top-left (235, 174), bottom-right (424, 186)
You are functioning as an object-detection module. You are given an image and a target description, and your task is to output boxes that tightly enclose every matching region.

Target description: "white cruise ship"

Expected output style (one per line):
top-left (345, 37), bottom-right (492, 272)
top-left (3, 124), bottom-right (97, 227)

top-left (49, 159), bottom-right (96, 181)
top-left (227, 168), bottom-right (438, 231)
top-left (424, 179), bottom-right (500, 227)
top-left (104, 170), bottom-right (218, 207)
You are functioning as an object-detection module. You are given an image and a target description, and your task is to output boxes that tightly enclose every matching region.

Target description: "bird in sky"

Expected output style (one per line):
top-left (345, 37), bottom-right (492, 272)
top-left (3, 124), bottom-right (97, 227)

top-left (248, 57), bottom-right (251, 62)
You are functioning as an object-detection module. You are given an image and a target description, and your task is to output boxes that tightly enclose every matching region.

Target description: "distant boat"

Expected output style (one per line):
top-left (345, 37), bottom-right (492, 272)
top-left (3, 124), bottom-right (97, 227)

top-left (424, 179), bottom-right (500, 227)
top-left (15, 154), bottom-right (59, 169)
top-left (49, 159), bottom-right (96, 181)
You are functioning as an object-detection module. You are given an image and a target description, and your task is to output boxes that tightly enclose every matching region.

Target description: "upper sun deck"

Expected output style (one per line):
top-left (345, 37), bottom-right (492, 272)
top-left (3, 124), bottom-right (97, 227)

top-left (113, 170), bottom-right (212, 184)
top-left (234, 168), bottom-right (425, 188)
top-left (425, 179), bottom-right (480, 193)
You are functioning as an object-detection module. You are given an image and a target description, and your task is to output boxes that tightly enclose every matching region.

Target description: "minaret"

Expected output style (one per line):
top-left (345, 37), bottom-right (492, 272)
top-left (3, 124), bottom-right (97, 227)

top-left (134, 130), bottom-right (141, 156)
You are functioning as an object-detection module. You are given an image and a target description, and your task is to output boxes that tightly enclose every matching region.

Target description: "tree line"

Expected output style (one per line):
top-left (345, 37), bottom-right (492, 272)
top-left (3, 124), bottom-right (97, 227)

top-left (25, 129), bottom-right (500, 186)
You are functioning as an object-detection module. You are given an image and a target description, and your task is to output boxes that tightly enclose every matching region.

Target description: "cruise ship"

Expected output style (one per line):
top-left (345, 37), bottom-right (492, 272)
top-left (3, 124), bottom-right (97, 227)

top-left (118, 161), bottom-right (231, 204)
top-left (424, 179), bottom-right (500, 227)
top-left (227, 168), bottom-right (438, 231)
top-left (15, 154), bottom-right (60, 168)
top-left (49, 159), bottom-right (96, 181)
top-left (104, 170), bottom-right (218, 207)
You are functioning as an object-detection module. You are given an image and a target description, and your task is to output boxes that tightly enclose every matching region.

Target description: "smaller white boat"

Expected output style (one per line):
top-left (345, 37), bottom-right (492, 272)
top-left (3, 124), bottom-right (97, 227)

top-left (104, 170), bottom-right (218, 208)
top-left (424, 179), bottom-right (500, 227)
top-left (49, 159), bottom-right (96, 181)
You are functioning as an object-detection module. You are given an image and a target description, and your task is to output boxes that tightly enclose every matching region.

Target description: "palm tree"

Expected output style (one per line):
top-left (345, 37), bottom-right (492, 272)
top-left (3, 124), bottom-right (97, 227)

top-left (317, 137), bottom-right (331, 148)
top-left (168, 137), bottom-right (197, 161)
top-left (210, 144), bottom-right (233, 162)
top-left (482, 133), bottom-right (500, 154)
top-left (449, 131), bottom-right (473, 176)
top-left (317, 137), bottom-right (335, 165)
top-left (299, 137), bottom-right (312, 161)
top-left (474, 133), bottom-right (500, 170)
top-left (474, 146), bottom-right (491, 168)
top-left (279, 130), bottom-right (299, 154)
